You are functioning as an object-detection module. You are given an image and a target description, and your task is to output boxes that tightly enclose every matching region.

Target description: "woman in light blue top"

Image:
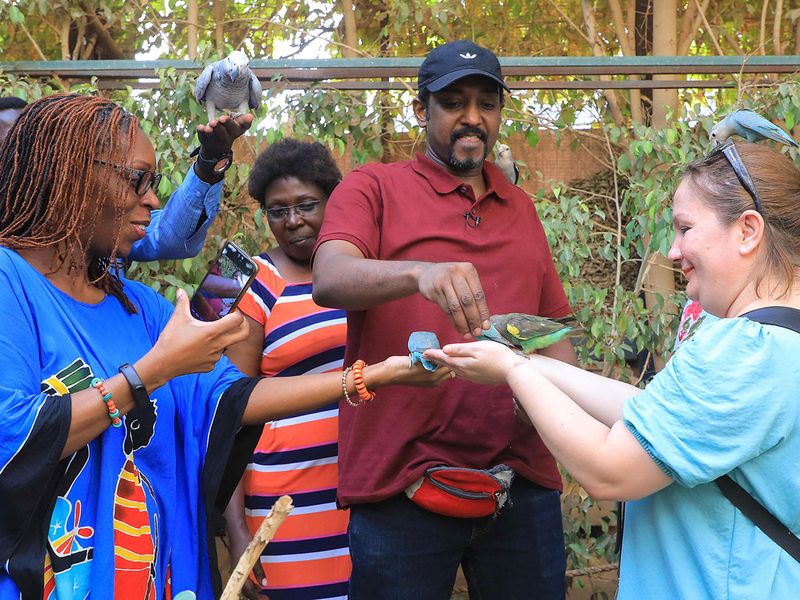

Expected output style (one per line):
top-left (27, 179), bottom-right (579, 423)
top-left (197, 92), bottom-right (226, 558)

top-left (426, 140), bottom-right (800, 599)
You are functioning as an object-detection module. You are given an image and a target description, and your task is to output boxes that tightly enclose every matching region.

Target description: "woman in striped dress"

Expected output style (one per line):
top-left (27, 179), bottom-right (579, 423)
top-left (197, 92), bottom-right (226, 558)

top-left (225, 139), bottom-right (350, 599)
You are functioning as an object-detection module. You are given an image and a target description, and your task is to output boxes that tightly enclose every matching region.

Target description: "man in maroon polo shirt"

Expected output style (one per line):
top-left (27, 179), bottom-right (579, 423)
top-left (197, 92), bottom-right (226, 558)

top-left (313, 40), bottom-right (577, 599)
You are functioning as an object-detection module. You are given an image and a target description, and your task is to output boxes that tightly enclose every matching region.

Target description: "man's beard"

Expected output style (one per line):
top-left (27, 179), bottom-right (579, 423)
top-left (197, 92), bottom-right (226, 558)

top-left (447, 127), bottom-right (488, 171)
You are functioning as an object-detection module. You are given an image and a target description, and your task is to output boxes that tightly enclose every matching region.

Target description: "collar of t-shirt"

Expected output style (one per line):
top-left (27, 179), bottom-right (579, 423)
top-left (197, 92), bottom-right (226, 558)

top-left (410, 152), bottom-right (517, 204)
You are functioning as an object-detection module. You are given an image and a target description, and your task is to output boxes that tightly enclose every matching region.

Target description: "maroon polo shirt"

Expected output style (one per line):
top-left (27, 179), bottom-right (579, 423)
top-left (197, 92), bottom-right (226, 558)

top-left (314, 154), bottom-right (571, 506)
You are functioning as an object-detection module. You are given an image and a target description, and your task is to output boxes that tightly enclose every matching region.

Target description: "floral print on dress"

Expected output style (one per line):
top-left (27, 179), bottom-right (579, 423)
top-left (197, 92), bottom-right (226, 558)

top-left (675, 300), bottom-right (706, 349)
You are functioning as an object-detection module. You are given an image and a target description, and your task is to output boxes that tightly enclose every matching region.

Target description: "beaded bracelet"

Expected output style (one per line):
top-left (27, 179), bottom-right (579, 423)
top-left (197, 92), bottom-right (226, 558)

top-left (341, 365), bottom-right (360, 407)
top-left (91, 377), bottom-right (122, 428)
top-left (351, 360), bottom-right (376, 403)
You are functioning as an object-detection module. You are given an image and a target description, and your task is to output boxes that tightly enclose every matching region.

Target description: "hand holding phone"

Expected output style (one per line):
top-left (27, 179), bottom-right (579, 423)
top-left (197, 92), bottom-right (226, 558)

top-left (190, 241), bottom-right (258, 322)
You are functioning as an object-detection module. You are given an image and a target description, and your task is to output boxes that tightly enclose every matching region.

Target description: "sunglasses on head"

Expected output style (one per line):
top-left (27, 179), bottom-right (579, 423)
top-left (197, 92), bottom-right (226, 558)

top-left (710, 139), bottom-right (763, 214)
top-left (93, 159), bottom-right (163, 196)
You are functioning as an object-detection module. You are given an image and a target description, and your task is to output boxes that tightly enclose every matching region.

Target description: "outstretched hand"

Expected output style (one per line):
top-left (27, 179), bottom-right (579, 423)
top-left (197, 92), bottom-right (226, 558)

top-left (142, 289), bottom-right (249, 387)
top-left (423, 340), bottom-right (528, 386)
top-left (196, 113), bottom-right (253, 158)
top-left (416, 262), bottom-right (491, 339)
top-left (378, 355), bottom-right (455, 388)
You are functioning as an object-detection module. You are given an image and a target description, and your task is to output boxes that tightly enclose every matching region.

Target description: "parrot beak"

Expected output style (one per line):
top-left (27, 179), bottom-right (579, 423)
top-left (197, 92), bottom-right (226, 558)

top-left (229, 67), bottom-right (240, 81)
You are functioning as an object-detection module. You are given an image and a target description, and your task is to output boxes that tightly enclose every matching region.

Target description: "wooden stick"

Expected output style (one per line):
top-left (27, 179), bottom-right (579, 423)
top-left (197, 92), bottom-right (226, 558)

top-left (220, 495), bottom-right (293, 600)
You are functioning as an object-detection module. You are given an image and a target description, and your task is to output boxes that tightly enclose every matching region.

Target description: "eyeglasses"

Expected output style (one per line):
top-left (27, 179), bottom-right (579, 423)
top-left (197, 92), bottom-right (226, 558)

top-left (265, 200), bottom-right (321, 222)
top-left (712, 139), bottom-right (763, 214)
top-left (93, 159), bottom-right (163, 196)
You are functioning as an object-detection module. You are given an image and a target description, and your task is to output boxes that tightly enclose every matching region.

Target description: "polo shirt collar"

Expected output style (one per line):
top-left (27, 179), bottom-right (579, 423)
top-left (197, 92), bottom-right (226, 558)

top-left (411, 153), bottom-right (516, 202)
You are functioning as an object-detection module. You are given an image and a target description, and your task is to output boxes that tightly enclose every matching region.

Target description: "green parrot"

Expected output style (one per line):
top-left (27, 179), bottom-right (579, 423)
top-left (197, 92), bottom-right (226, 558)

top-left (479, 313), bottom-right (578, 354)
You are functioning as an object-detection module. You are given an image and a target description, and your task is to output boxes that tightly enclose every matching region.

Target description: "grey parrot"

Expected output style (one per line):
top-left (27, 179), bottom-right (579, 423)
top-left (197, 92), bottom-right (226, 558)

top-left (195, 50), bottom-right (262, 122)
top-left (709, 109), bottom-right (798, 148)
top-left (495, 143), bottom-right (520, 185)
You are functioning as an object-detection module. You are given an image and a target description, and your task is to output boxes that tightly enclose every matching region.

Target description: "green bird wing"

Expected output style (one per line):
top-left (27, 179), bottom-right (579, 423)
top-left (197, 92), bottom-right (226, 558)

top-left (491, 313), bottom-right (569, 342)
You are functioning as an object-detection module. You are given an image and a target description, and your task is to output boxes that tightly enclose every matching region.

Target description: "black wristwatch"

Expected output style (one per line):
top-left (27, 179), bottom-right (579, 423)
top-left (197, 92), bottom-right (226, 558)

top-left (190, 145), bottom-right (233, 174)
top-left (119, 363), bottom-right (150, 409)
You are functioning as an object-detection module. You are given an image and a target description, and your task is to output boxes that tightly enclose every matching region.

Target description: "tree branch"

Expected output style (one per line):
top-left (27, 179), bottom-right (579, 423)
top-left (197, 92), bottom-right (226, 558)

top-left (692, 0), bottom-right (724, 55)
top-left (78, 1), bottom-right (126, 59)
top-left (547, 0), bottom-right (593, 45)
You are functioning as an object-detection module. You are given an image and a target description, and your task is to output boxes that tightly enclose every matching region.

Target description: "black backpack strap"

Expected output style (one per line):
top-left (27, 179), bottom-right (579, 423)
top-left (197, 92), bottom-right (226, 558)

top-left (716, 475), bottom-right (800, 561)
top-left (741, 306), bottom-right (800, 334)
top-left (714, 306), bottom-right (800, 562)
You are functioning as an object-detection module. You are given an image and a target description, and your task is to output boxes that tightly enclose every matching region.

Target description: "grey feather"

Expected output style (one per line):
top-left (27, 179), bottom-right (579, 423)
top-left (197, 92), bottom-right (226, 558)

top-left (195, 50), bottom-right (262, 121)
top-left (710, 109), bottom-right (798, 148)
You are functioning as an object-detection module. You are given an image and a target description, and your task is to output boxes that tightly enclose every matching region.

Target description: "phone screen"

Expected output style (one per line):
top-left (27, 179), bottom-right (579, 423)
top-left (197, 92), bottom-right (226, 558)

top-left (189, 242), bottom-right (258, 322)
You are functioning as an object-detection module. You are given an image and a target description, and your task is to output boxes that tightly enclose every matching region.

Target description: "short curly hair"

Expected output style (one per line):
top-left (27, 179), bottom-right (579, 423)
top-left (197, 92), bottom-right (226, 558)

top-left (248, 138), bottom-right (342, 209)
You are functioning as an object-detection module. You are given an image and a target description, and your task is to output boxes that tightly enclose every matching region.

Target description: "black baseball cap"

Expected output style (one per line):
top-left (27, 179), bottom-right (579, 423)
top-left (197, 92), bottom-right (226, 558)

top-left (418, 40), bottom-right (510, 94)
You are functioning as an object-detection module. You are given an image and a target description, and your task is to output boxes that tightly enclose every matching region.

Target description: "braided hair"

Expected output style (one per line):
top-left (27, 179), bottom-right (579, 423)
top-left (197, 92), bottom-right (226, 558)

top-left (0, 93), bottom-right (139, 313)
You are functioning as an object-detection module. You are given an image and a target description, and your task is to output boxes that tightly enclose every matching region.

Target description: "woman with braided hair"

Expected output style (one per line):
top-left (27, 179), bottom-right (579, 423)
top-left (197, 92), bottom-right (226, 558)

top-left (0, 94), bottom-right (449, 600)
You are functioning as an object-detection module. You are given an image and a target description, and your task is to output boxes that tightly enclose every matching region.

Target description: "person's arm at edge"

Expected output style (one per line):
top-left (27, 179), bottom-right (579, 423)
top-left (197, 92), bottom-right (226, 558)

top-left (128, 165), bottom-right (223, 261)
top-left (537, 337), bottom-right (578, 367)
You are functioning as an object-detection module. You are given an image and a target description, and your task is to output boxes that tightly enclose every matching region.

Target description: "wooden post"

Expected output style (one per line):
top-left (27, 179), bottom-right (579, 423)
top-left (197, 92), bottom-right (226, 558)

top-left (644, 0), bottom-right (679, 370)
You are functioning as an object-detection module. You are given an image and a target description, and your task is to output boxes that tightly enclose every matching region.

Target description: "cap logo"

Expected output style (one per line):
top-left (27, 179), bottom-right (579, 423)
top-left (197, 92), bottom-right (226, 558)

top-left (459, 52), bottom-right (477, 59)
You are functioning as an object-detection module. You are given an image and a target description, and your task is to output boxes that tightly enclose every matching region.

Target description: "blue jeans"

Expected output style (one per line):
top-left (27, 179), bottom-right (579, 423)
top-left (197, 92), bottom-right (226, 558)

top-left (348, 477), bottom-right (565, 600)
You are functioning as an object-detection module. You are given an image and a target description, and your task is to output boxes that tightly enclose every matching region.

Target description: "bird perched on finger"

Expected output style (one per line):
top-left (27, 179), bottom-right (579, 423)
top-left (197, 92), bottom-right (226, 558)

top-left (709, 109), bottom-right (798, 148)
top-left (195, 50), bottom-right (263, 122)
top-left (495, 143), bottom-right (520, 185)
top-left (408, 331), bottom-right (441, 371)
top-left (479, 313), bottom-right (579, 354)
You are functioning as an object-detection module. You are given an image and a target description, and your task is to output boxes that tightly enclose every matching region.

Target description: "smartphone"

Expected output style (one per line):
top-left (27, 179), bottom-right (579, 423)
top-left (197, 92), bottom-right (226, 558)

top-left (189, 240), bottom-right (258, 322)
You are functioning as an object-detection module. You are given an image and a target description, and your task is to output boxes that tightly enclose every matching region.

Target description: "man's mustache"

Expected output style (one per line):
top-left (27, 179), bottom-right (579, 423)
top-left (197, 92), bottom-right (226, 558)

top-left (450, 128), bottom-right (487, 144)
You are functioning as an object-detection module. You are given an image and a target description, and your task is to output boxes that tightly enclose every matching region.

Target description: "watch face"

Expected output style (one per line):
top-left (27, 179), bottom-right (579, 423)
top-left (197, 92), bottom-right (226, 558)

top-left (213, 155), bottom-right (233, 173)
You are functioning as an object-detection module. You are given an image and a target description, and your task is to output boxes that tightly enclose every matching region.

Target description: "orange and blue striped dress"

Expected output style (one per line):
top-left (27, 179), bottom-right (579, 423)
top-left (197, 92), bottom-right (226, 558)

top-left (237, 254), bottom-right (349, 599)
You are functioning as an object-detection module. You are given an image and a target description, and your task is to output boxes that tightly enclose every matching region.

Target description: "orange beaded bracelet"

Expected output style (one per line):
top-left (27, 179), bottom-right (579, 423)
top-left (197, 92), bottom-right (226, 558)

top-left (351, 359), bottom-right (376, 403)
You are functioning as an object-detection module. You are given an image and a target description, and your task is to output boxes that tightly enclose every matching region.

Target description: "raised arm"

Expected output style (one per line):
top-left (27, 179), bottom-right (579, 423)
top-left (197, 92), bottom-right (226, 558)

top-left (129, 114), bottom-right (253, 261)
top-left (312, 239), bottom-right (491, 338)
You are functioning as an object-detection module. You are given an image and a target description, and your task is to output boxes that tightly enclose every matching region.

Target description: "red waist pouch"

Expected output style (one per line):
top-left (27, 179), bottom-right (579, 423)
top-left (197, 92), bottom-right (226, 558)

top-left (404, 464), bottom-right (515, 518)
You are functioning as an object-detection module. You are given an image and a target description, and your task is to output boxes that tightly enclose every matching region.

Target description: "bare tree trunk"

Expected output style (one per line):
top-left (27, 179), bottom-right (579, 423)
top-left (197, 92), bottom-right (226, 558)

top-left (60, 20), bottom-right (70, 60)
top-left (609, 0), bottom-right (642, 124)
top-left (341, 0), bottom-right (358, 57)
top-left (796, 17), bottom-right (800, 54)
top-left (214, 0), bottom-right (226, 54)
top-left (760, 0), bottom-right (770, 54)
top-left (773, 0), bottom-right (784, 55)
top-left (188, 0), bottom-right (198, 59)
top-left (646, 0), bottom-right (679, 370)
top-left (635, 0), bottom-right (653, 125)
top-left (582, 0), bottom-right (625, 126)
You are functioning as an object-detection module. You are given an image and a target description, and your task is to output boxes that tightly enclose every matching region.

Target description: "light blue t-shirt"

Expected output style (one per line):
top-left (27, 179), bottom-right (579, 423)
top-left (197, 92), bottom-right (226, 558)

top-left (621, 316), bottom-right (800, 599)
